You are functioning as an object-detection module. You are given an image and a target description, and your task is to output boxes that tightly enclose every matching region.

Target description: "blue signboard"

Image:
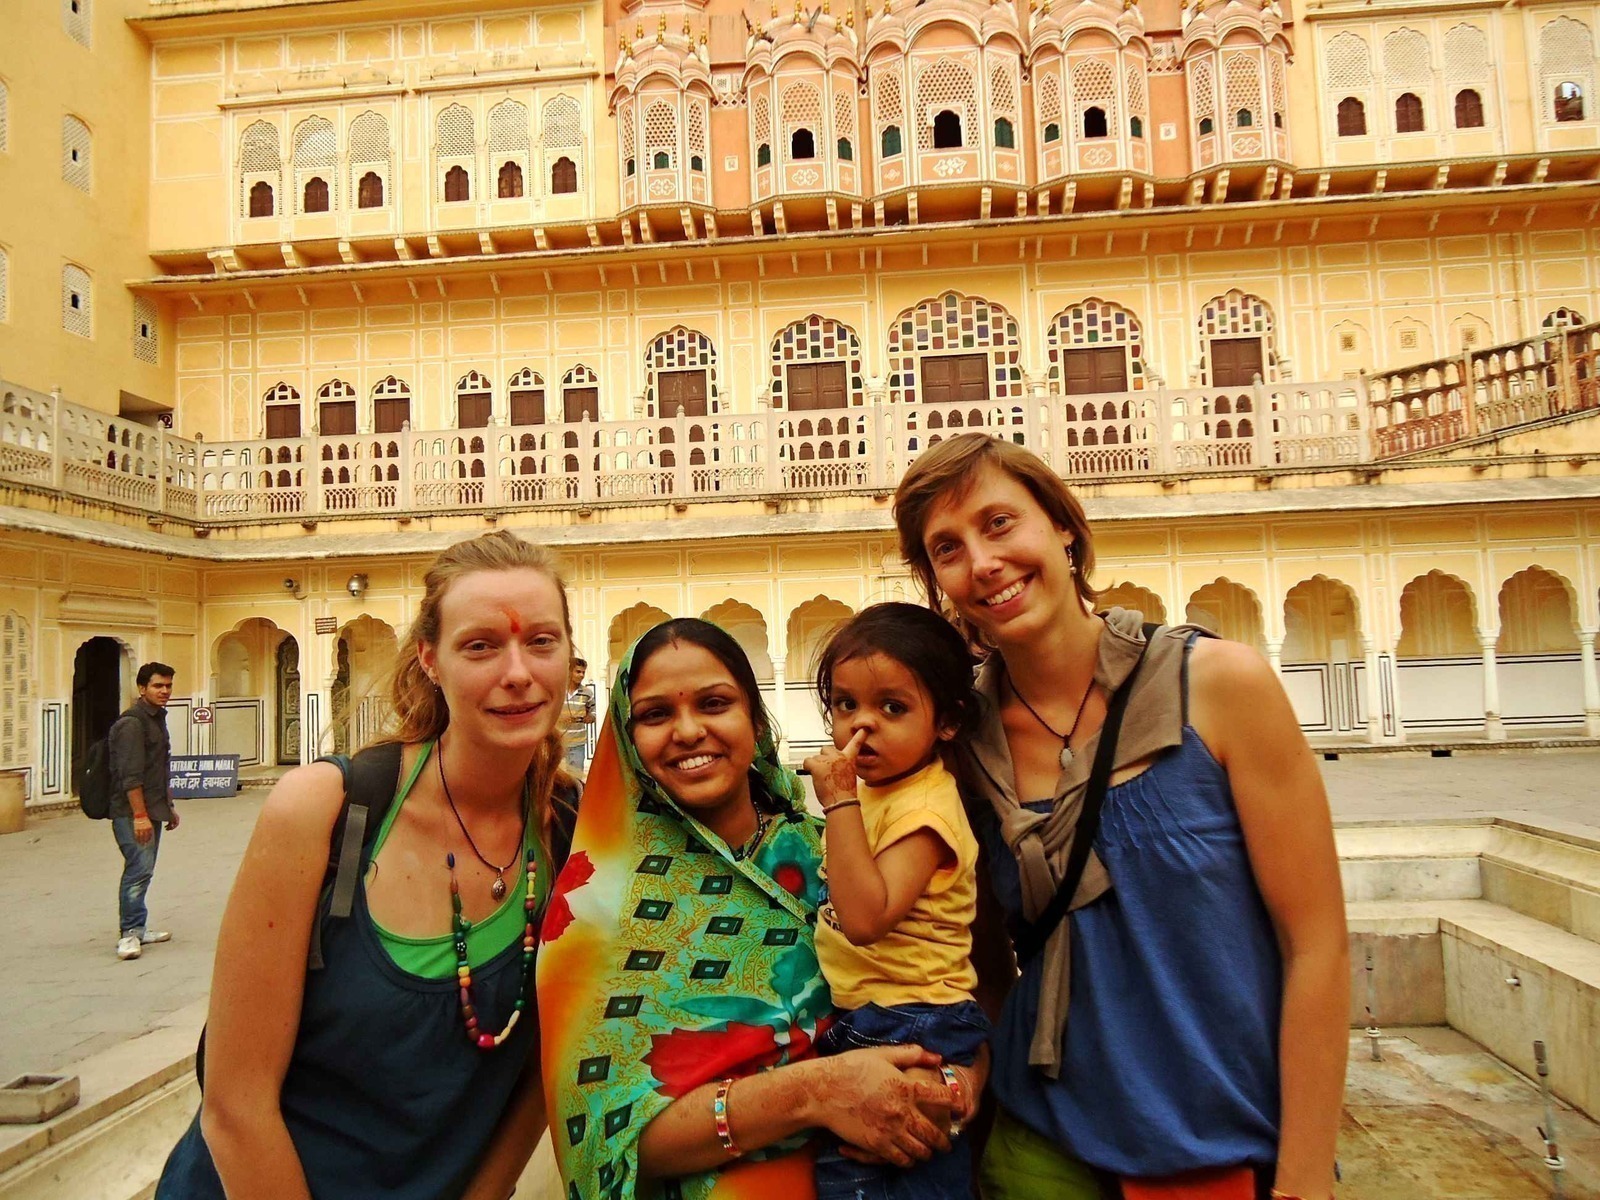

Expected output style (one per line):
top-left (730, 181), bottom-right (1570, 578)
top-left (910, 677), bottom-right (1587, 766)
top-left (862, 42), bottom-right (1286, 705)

top-left (168, 755), bottom-right (241, 798)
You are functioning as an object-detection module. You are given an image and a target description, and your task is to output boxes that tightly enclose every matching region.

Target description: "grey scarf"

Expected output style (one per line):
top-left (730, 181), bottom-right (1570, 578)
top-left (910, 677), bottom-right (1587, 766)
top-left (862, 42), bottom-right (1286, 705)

top-left (960, 608), bottom-right (1200, 1077)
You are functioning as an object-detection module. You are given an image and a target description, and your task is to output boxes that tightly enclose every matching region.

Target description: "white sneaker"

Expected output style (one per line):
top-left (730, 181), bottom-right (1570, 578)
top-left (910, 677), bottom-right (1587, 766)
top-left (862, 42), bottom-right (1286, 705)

top-left (140, 930), bottom-right (171, 945)
top-left (116, 936), bottom-right (142, 961)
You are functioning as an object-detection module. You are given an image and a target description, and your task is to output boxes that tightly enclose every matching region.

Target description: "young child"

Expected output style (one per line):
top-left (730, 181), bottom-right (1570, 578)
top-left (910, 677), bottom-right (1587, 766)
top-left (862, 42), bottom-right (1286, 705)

top-left (803, 601), bottom-right (989, 1200)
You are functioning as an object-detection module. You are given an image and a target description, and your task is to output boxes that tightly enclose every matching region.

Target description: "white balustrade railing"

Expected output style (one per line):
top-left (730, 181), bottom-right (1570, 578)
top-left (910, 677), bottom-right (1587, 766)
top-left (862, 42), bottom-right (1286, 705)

top-left (1, 374), bottom-right (1386, 525)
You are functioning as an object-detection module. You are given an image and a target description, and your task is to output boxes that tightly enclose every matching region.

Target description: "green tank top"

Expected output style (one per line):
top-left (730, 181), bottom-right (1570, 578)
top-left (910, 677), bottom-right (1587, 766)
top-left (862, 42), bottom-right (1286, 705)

top-left (367, 742), bottom-right (549, 978)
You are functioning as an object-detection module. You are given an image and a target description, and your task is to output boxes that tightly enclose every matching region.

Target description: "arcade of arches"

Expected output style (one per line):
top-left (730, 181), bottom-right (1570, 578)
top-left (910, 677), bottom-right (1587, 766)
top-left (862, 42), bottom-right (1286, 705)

top-left (2, 501), bottom-right (1598, 804)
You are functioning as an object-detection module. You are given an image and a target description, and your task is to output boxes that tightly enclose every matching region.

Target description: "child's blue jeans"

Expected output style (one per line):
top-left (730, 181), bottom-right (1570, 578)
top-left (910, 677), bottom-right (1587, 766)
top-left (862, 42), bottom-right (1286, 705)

top-left (813, 999), bottom-right (991, 1200)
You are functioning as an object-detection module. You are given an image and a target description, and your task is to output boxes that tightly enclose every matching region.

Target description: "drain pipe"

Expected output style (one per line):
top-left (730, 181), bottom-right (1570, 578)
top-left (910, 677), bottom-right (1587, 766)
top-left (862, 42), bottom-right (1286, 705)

top-left (1364, 949), bottom-right (1382, 1061)
top-left (1534, 1040), bottom-right (1565, 1198)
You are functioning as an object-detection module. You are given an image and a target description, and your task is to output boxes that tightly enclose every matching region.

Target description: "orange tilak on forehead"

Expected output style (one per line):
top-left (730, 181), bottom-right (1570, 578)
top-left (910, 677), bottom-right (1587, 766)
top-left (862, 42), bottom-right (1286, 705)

top-left (500, 605), bottom-right (522, 635)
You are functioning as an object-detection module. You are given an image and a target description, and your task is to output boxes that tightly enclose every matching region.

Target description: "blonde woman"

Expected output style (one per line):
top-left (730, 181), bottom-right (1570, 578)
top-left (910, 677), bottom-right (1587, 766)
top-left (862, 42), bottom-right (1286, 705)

top-left (159, 530), bottom-right (578, 1200)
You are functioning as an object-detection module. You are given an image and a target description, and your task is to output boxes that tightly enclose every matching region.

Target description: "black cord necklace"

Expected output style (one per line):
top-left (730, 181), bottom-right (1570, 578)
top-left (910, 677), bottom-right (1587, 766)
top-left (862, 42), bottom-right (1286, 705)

top-left (1006, 667), bottom-right (1098, 770)
top-left (437, 740), bottom-right (527, 901)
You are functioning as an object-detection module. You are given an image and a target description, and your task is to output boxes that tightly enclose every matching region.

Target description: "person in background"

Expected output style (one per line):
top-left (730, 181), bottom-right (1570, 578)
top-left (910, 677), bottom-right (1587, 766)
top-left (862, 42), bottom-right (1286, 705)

top-left (563, 656), bottom-right (596, 776)
top-left (110, 662), bottom-right (179, 962)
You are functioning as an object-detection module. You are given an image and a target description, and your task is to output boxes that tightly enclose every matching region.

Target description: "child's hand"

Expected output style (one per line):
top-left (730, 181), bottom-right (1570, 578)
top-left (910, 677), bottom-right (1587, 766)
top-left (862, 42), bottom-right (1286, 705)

top-left (803, 729), bottom-right (866, 811)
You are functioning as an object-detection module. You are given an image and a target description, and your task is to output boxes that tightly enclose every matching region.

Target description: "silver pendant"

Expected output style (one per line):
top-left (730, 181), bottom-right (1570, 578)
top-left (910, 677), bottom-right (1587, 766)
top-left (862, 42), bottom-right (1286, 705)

top-left (491, 875), bottom-right (508, 901)
top-left (1059, 744), bottom-right (1075, 770)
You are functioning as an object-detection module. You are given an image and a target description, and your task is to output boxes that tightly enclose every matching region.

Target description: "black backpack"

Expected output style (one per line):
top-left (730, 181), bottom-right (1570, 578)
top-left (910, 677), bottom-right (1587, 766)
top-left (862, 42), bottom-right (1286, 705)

top-left (78, 723), bottom-right (123, 820)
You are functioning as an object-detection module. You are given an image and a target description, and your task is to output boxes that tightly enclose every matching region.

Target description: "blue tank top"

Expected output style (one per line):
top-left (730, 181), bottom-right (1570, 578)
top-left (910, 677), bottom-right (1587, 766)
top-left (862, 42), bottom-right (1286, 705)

top-left (156, 849), bottom-right (544, 1199)
top-left (976, 725), bottom-right (1283, 1178)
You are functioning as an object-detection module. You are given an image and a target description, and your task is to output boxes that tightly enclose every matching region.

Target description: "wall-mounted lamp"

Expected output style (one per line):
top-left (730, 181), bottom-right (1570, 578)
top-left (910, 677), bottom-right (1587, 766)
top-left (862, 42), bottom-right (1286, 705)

top-left (283, 578), bottom-right (303, 598)
top-left (347, 573), bottom-right (369, 599)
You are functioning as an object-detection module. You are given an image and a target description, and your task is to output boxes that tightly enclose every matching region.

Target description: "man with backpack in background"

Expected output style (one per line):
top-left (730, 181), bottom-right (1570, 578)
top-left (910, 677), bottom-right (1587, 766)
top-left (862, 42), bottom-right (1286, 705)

top-left (109, 663), bottom-right (180, 962)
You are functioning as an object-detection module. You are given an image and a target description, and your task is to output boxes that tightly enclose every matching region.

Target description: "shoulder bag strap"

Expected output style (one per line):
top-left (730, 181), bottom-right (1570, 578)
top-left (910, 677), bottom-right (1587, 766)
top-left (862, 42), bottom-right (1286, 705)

top-left (306, 741), bottom-right (405, 970)
top-left (1014, 624), bottom-right (1160, 967)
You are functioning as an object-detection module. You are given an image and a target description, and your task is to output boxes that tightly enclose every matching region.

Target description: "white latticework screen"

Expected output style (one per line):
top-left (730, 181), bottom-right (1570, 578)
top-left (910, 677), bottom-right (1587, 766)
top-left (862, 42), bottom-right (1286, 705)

top-left (0, 81), bottom-right (8, 153)
top-left (752, 91), bottom-right (772, 154)
top-left (544, 95), bottom-right (582, 149)
top-left (874, 67), bottom-right (904, 146)
top-left (63, 0), bottom-right (90, 47)
top-left (620, 98), bottom-right (638, 169)
top-left (688, 99), bottom-right (707, 167)
top-left (1189, 56), bottom-right (1217, 128)
top-left (489, 100), bottom-right (530, 155)
top-left (1268, 52), bottom-right (1287, 127)
top-left (833, 87), bottom-right (857, 151)
top-left (1071, 58), bottom-right (1118, 130)
top-left (887, 292), bottom-right (1024, 404)
top-left (0, 248), bottom-right (8, 325)
top-left (239, 120), bottom-right (282, 216)
top-left (990, 61), bottom-right (1019, 122)
top-left (62, 115), bottom-right (91, 192)
top-left (914, 57), bottom-right (976, 149)
top-left (349, 110), bottom-right (391, 189)
top-left (0, 612), bottom-right (33, 769)
top-left (1038, 68), bottom-right (1063, 138)
top-left (133, 297), bottom-right (158, 364)
top-left (1224, 54), bottom-right (1263, 128)
top-left (1445, 24), bottom-right (1489, 83)
top-left (1126, 62), bottom-right (1149, 127)
top-left (781, 80), bottom-right (822, 160)
top-left (1539, 17), bottom-right (1595, 122)
top-left (61, 264), bottom-right (91, 338)
top-left (1383, 29), bottom-right (1431, 88)
top-left (293, 116), bottom-right (338, 209)
top-left (436, 103), bottom-right (476, 199)
top-left (644, 99), bottom-right (678, 167)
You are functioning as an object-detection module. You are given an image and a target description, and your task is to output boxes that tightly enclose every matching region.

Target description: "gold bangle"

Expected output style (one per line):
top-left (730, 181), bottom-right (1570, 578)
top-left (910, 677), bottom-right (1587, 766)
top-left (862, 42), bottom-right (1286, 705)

top-left (712, 1078), bottom-right (740, 1157)
top-left (822, 799), bottom-right (861, 814)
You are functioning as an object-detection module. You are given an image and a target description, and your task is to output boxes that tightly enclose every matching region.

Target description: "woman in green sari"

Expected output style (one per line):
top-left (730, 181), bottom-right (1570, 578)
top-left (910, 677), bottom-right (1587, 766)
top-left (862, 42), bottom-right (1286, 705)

top-left (537, 618), bottom-right (962, 1200)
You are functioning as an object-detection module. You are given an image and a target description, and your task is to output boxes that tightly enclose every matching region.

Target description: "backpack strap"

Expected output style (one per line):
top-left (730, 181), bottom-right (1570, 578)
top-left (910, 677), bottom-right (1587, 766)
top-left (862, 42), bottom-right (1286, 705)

top-left (306, 741), bottom-right (406, 970)
top-left (1014, 622), bottom-right (1161, 967)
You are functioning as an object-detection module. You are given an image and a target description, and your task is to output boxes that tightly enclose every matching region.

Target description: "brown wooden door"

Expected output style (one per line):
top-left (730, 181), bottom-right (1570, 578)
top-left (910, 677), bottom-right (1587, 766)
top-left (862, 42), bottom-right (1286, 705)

top-left (786, 362), bottom-right (849, 411)
top-left (1059, 347), bottom-right (1128, 395)
top-left (265, 404), bottom-right (301, 439)
top-left (319, 401), bottom-right (357, 436)
top-left (657, 369), bottom-right (709, 416)
top-left (510, 388), bottom-right (545, 426)
top-left (1209, 338), bottom-right (1264, 387)
top-left (920, 353), bottom-right (989, 404)
top-left (373, 398), bottom-right (409, 434)
top-left (564, 387), bottom-right (599, 422)
top-left (457, 392), bottom-right (492, 429)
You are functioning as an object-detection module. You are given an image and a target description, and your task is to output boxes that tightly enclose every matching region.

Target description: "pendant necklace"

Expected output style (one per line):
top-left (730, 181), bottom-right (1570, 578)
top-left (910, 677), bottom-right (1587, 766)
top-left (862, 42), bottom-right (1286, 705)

top-left (438, 741), bottom-right (527, 901)
top-left (1006, 666), bottom-right (1098, 770)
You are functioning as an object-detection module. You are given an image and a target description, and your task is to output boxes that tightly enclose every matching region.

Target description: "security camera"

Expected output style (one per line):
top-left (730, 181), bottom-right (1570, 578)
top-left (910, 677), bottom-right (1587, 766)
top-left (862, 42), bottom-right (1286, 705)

top-left (283, 578), bottom-right (298, 592)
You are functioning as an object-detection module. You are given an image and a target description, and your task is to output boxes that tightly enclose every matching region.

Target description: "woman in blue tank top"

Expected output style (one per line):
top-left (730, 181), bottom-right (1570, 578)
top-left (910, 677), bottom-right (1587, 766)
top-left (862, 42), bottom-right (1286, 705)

top-left (893, 436), bottom-right (1348, 1200)
top-left (157, 530), bottom-right (580, 1200)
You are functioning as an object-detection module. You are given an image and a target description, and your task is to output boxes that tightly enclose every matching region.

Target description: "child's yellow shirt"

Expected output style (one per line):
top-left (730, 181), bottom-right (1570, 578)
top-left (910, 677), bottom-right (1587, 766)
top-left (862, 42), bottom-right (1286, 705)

top-left (815, 759), bottom-right (979, 1010)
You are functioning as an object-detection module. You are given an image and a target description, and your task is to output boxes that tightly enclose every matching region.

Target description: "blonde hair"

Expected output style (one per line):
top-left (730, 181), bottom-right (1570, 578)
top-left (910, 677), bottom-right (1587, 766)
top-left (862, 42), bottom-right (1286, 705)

top-left (893, 434), bottom-right (1097, 649)
top-left (381, 529), bottom-right (575, 842)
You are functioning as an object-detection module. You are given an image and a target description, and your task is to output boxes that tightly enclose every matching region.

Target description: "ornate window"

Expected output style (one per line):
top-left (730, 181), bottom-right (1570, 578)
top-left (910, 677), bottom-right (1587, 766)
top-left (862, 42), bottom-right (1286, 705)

top-left (645, 327), bottom-right (719, 415)
top-left (562, 364), bottom-right (601, 423)
top-left (1038, 71), bottom-right (1063, 145)
top-left (1539, 19), bottom-right (1594, 124)
top-left (1542, 307), bottom-right (1587, 330)
top-left (456, 371), bottom-right (493, 428)
top-left (995, 117), bottom-right (1015, 148)
top-left (0, 612), bottom-right (35, 771)
top-left (349, 111), bottom-right (390, 208)
top-left (644, 100), bottom-right (677, 170)
top-left (769, 315), bottom-right (865, 409)
top-left (1444, 24), bottom-right (1489, 132)
top-left (436, 103), bottom-right (475, 201)
top-left (1395, 92), bottom-right (1424, 132)
top-left (239, 120), bottom-right (281, 217)
top-left (688, 100), bottom-right (708, 174)
top-left (133, 296), bottom-right (158, 364)
top-left (372, 376), bottom-right (410, 433)
top-left (1048, 299), bottom-right (1147, 394)
top-left (1197, 290), bottom-right (1278, 385)
top-left (62, 264), bottom-right (91, 338)
top-left (752, 91), bottom-right (772, 170)
top-left (498, 161), bottom-right (524, 198)
top-left (1224, 54), bottom-right (1262, 131)
top-left (543, 94), bottom-right (583, 194)
top-left (0, 80), bottom-right (8, 154)
top-left (317, 379), bottom-right (356, 436)
top-left (489, 99), bottom-right (530, 199)
top-left (881, 126), bottom-right (900, 156)
top-left (293, 116), bottom-right (337, 212)
top-left (873, 68), bottom-right (903, 157)
top-left (1070, 58), bottom-right (1116, 143)
top-left (915, 57), bottom-right (974, 150)
top-left (508, 367), bottom-right (546, 425)
top-left (834, 89), bottom-right (857, 163)
top-left (63, 0), bottom-right (90, 47)
top-left (1127, 63), bottom-right (1150, 138)
top-left (782, 81), bottom-right (822, 164)
top-left (1268, 53), bottom-right (1287, 129)
top-left (264, 382), bottom-right (302, 438)
top-left (621, 98), bottom-right (638, 180)
top-left (1454, 89), bottom-right (1484, 129)
top-left (1555, 81), bottom-right (1586, 122)
top-left (1189, 57), bottom-right (1216, 136)
top-left (887, 292), bottom-right (1024, 405)
top-left (1337, 97), bottom-right (1367, 136)
top-left (62, 115), bottom-right (91, 192)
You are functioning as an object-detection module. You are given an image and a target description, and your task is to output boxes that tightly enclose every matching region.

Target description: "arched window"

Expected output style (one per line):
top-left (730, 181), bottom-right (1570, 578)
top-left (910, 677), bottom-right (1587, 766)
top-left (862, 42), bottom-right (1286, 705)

top-left (498, 160), bottom-right (524, 198)
top-left (62, 115), bottom-right (91, 192)
top-left (1043, 121), bottom-right (1061, 143)
top-left (652, 150), bottom-right (669, 169)
top-left (551, 156), bottom-right (577, 193)
top-left (1235, 108), bottom-right (1253, 127)
top-left (1082, 107), bottom-right (1108, 138)
top-left (249, 180), bottom-right (275, 217)
top-left (302, 177), bottom-right (329, 212)
top-left (880, 126), bottom-right (901, 156)
top-left (626, 157), bottom-right (636, 176)
top-left (1395, 91), bottom-right (1424, 132)
top-left (758, 142), bottom-right (772, 166)
top-left (1337, 96), bottom-right (1367, 136)
top-left (349, 111), bottom-right (389, 210)
top-left (690, 154), bottom-right (704, 171)
top-left (790, 128), bottom-right (815, 159)
top-left (994, 117), bottom-right (1015, 148)
top-left (1454, 88), bottom-right (1484, 128)
top-left (292, 116), bottom-right (337, 212)
top-left (1555, 81), bottom-right (1585, 121)
top-left (1198, 116), bottom-right (1215, 135)
top-left (837, 137), bottom-right (853, 160)
top-left (1130, 115), bottom-right (1143, 138)
top-left (444, 164), bottom-right (469, 202)
top-left (357, 171), bottom-right (383, 208)
top-left (932, 109), bottom-right (962, 148)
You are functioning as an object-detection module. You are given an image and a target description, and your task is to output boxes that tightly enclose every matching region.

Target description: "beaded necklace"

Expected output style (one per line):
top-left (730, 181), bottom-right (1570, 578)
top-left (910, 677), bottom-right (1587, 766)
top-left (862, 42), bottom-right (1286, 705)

top-left (448, 845), bottom-right (539, 1051)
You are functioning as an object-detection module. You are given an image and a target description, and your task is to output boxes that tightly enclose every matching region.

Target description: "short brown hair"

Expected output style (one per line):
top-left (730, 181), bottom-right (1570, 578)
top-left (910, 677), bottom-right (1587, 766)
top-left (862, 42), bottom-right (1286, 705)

top-left (894, 434), bottom-right (1097, 647)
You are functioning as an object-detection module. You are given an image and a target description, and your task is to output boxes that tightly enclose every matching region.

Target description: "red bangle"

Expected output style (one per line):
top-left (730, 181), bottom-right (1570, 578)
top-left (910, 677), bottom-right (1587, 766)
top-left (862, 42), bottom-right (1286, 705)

top-left (712, 1078), bottom-right (740, 1157)
top-left (940, 1064), bottom-right (964, 1135)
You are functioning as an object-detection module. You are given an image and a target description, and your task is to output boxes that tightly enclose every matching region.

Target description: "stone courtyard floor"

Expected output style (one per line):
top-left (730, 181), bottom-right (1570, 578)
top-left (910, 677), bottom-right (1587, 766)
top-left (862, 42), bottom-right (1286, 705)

top-left (1, 747), bottom-right (1596, 1197)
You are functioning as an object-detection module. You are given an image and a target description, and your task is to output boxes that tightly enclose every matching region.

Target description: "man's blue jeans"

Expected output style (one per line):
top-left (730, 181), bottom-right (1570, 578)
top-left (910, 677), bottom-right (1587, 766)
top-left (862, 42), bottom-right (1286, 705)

top-left (111, 816), bottom-right (162, 938)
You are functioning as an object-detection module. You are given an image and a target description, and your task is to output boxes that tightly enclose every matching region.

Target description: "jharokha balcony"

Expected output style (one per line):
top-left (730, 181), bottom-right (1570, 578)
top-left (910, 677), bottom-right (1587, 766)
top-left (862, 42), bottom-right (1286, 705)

top-left (2, 322), bottom-right (1596, 529)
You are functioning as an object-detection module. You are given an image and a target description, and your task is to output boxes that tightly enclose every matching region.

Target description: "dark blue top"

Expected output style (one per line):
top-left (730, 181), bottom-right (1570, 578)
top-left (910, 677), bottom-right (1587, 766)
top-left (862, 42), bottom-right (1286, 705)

top-left (156, 878), bottom-right (538, 1200)
top-left (976, 725), bottom-right (1283, 1178)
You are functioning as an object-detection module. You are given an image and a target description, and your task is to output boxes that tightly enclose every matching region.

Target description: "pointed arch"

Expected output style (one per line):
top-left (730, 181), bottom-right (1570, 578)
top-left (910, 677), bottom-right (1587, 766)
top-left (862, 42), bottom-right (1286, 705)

top-left (1185, 579), bottom-right (1266, 651)
top-left (1396, 571), bottom-right (1479, 658)
top-left (701, 599), bottom-right (775, 683)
